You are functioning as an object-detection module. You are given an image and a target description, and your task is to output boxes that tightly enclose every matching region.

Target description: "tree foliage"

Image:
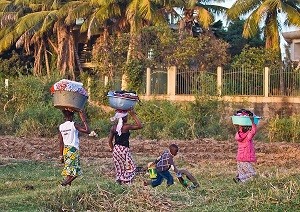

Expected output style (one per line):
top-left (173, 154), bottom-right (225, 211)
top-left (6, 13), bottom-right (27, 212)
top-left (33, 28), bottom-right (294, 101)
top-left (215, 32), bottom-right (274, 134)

top-left (0, 51), bottom-right (32, 78)
top-left (215, 19), bottom-right (264, 58)
top-left (230, 46), bottom-right (282, 72)
top-left (167, 34), bottom-right (230, 71)
top-left (92, 33), bottom-right (129, 77)
top-left (227, 0), bottom-right (300, 53)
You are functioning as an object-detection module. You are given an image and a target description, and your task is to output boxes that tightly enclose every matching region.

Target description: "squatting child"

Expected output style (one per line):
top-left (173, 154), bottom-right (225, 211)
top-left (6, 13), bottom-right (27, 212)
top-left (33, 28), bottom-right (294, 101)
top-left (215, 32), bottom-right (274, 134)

top-left (145, 144), bottom-right (180, 187)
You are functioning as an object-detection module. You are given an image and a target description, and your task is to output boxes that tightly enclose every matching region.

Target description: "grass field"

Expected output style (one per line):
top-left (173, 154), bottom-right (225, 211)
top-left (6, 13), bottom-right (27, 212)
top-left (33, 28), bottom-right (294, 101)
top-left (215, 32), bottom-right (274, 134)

top-left (1, 156), bottom-right (300, 212)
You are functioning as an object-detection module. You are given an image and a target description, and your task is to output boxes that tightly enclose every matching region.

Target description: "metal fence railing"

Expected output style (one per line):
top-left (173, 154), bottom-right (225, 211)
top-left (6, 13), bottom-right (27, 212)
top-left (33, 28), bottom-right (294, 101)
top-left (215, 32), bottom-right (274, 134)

top-left (269, 68), bottom-right (300, 96)
top-left (176, 70), bottom-right (217, 95)
top-left (150, 69), bottom-right (167, 94)
top-left (222, 68), bottom-right (264, 96)
top-left (82, 66), bottom-right (300, 98)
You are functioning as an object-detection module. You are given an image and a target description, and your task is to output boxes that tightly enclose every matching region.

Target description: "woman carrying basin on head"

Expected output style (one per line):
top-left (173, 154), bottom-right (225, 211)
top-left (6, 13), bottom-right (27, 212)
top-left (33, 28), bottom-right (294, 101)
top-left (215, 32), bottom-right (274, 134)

top-left (108, 108), bottom-right (143, 185)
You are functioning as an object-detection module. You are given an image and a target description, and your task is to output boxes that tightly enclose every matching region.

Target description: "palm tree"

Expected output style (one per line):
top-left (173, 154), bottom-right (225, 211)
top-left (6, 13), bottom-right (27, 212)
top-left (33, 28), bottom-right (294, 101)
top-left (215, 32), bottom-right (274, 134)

top-left (178, 0), bottom-right (227, 36)
top-left (227, 0), bottom-right (300, 52)
top-left (0, 0), bottom-right (86, 79)
top-left (0, 1), bottom-right (52, 76)
top-left (72, 0), bottom-right (186, 89)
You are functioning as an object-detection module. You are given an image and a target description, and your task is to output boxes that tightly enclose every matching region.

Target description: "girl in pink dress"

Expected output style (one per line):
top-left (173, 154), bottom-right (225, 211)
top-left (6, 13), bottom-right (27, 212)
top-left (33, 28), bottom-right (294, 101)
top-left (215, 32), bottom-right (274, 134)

top-left (234, 115), bottom-right (257, 183)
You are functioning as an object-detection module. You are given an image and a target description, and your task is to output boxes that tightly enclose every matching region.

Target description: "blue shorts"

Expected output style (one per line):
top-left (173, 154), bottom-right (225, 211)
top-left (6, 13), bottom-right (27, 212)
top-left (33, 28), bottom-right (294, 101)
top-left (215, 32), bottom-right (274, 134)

top-left (151, 170), bottom-right (174, 187)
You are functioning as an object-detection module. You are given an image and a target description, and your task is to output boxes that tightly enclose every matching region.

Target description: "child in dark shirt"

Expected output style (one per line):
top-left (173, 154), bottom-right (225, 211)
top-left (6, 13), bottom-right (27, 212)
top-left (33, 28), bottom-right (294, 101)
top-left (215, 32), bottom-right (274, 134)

top-left (144, 144), bottom-right (180, 187)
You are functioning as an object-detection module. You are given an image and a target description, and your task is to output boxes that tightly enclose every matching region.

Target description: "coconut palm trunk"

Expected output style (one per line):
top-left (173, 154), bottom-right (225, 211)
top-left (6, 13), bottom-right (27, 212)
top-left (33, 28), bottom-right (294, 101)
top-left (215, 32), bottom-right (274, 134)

top-left (56, 22), bottom-right (76, 80)
top-left (33, 40), bottom-right (43, 76)
top-left (43, 43), bottom-right (51, 77)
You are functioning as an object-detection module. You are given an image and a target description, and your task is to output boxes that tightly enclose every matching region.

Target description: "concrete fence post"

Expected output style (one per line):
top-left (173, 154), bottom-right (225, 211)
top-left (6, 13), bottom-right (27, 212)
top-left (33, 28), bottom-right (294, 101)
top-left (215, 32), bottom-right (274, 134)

top-left (264, 67), bottom-right (269, 97)
top-left (217, 67), bottom-right (222, 96)
top-left (168, 66), bottom-right (176, 96)
top-left (5, 79), bottom-right (8, 90)
top-left (104, 76), bottom-right (109, 87)
top-left (146, 67), bottom-right (151, 96)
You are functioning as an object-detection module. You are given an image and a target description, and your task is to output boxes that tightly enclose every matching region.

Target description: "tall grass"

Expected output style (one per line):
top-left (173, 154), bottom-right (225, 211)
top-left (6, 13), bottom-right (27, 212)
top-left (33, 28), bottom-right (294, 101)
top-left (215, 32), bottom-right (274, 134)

top-left (268, 114), bottom-right (300, 142)
top-left (1, 158), bottom-right (300, 211)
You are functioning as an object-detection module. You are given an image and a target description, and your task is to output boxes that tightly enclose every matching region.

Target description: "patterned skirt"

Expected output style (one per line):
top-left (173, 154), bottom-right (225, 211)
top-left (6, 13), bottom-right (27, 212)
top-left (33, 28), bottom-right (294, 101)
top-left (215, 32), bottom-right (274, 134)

top-left (112, 144), bottom-right (136, 183)
top-left (237, 161), bottom-right (256, 182)
top-left (61, 145), bottom-right (82, 177)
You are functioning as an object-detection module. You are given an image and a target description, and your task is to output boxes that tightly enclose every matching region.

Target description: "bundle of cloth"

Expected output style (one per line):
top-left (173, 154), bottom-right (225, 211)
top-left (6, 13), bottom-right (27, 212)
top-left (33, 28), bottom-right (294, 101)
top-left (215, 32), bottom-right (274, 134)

top-left (50, 79), bottom-right (88, 97)
top-left (110, 110), bottom-right (128, 136)
top-left (234, 109), bottom-right (254, 117)
top-left (112, 90), bottom-right (139, 100)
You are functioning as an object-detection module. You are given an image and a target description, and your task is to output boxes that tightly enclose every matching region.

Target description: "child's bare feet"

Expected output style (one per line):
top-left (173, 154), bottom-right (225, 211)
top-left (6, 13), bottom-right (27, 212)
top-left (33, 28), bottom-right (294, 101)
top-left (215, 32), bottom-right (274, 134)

top-left (61, 176), bottom-right (77, 186)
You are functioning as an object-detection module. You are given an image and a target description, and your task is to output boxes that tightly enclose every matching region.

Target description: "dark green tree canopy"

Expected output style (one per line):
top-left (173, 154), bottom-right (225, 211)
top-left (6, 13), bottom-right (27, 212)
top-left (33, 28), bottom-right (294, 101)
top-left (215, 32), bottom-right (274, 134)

top-left (215, 19), bottom-right (264, 58)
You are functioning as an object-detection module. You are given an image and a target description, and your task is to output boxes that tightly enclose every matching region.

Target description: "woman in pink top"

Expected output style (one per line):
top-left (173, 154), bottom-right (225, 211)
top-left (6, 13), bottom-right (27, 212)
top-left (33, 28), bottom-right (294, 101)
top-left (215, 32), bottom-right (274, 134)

top-left (234, 115), bottom-right (257, 183)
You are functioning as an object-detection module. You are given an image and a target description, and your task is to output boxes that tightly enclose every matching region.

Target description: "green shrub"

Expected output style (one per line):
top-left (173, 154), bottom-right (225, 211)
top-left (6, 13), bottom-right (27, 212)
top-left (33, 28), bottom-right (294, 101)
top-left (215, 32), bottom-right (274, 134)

top-left (231, 46), bottom-right (281, 73)
top-left (0, 51), bottom-right (32, 78)
top-left (189, 96), bottom-right (229, 140)
top-left (134, 98), bottom-right (230, 140)
top-left (134, 100), bottom-right (192, 139)
top-left (14, 104), bottom-right (62, 137)
top-left (0, 112), bottom-right (15, 135)
top-left (4, 74), bottom-right (300, 142)
top-left (267, 114), bottom-right (300, 142)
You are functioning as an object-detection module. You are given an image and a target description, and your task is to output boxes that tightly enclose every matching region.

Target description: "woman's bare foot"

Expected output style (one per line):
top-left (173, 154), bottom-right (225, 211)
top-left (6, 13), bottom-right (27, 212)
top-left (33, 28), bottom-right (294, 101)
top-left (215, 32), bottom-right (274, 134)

top-left (61, 176), bottom-right (77, 186)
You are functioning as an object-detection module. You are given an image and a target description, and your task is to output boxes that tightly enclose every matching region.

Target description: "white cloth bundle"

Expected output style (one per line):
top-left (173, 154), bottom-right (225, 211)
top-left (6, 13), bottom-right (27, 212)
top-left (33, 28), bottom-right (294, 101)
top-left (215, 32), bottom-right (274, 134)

top-left (53, 79), bottom-right (88, 96)
top-left (110, 112), bottom-right (128, 136)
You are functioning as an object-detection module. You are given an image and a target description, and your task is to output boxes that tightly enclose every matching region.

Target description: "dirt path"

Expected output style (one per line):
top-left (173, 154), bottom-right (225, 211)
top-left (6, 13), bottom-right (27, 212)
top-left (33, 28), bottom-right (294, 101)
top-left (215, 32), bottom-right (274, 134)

top-left (1, 136), bottom-right (300, 169)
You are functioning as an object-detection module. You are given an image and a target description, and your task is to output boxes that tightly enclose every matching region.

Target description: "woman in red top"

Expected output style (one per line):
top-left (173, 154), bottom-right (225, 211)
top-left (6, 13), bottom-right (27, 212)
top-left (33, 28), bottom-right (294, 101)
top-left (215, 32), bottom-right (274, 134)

top-left (234, 115), bottom-right (257, 183)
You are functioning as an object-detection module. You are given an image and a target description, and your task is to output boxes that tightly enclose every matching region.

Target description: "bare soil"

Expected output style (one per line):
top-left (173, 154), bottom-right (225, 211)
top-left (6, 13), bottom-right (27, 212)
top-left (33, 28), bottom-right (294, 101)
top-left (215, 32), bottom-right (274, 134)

top-left (1, 135), bottom-right (300, 169)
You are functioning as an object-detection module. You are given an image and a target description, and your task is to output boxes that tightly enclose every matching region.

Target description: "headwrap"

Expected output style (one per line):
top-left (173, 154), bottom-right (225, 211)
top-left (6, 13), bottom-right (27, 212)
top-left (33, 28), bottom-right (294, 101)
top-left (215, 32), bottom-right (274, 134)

top-left (110, 112), bottom-right (128, 136)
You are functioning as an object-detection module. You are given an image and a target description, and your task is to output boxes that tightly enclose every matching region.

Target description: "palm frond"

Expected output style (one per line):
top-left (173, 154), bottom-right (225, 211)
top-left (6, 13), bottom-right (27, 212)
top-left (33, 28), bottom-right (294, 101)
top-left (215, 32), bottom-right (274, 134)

top-left (0, 25), bottom-right (12, 40)
top-left (15, 11), bottom-right (49, 35)
top-left (0, 27), bottom-right (17, 53)
top-left (0, 12), bottom-right (17, 27)
top-left (91, 0), bottom-right (116, 7)
top-left (80, 15), bottom-right (90, 33)
top-left (0, 1), bottom-right (11, 11)
top-left (66, 2), bottom-right (91, 21)
top-left (157, 0), bottom-right (186, 8)
top-left (227, 0), bottom-right (261, 19)
top-left (40, 10), bottom-right (58, 34)
top-left (243, 16), bottom-right (260, 38)
top-left (242, 5), bottom-right (266, 38)
top-left (93, 3), bottom-right (121, 22)
top-left (64, 2), bottom-right (92, 25)
top-left (195, 4), bottom-right (227, 15)
top-left (15, 27), bottom-right (36, 48)
top-left (281, 2), bottom-right (300, 27)
top-left (187, 0), bottom-right (197, 7)
top-left (195, 7), bottom-right (214, 28)
top-left (137, 0), bottom-right (153, 21)
top-left (55, 2), bottom-right (75, 20)
top-left (14, 0), bottom-right (31, 5)
top-left (87, 15), bottom-right (101, 39)
top-left (127, 0), bottom-right (139, 22)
